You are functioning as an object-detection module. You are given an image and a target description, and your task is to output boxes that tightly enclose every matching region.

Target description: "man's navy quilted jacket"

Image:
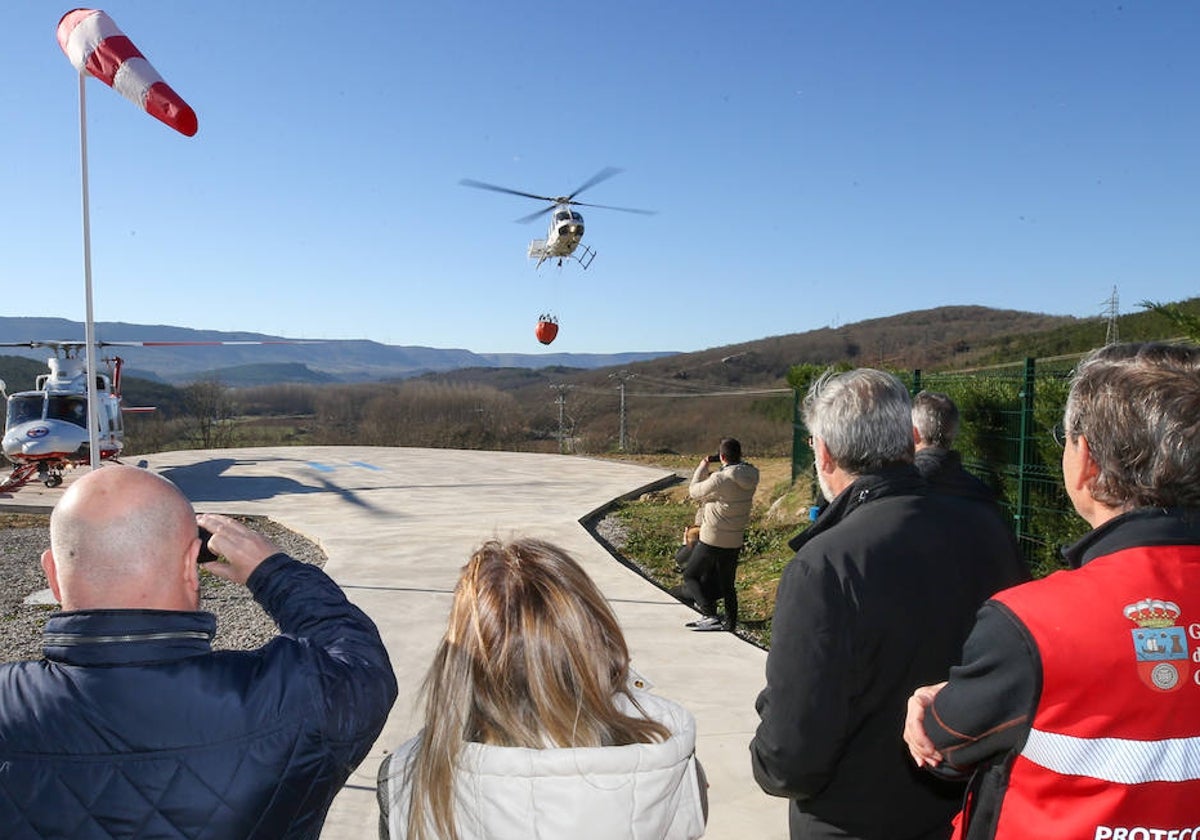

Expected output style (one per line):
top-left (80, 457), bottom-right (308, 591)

top-left (0, 553), bottom-right (398, 839)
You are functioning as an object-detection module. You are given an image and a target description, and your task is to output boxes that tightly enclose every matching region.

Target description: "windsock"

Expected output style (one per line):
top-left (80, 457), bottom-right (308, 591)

top-left (56, 9), bottom-right (197, 137)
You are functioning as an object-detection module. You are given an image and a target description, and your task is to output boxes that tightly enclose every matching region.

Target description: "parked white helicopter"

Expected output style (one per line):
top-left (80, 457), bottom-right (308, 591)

top-left (460, 167), bottom-right (654, 269)
top-left (0, 337), bottom-right (312, 493)
top-left (0, 341), bottom-right (142, 491)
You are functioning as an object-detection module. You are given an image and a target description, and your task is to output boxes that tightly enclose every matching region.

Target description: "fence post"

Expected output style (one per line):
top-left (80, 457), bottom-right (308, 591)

top-left (792, 388), bottom-right (805, 482)
top-left (1014, 357), bottom-right (1036, 553)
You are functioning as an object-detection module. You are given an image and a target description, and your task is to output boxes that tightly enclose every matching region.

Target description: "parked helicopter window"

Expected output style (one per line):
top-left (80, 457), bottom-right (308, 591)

top-left (47, 396), bottom-right (88, 428)
top-left (7, 394), bottom-right (44, 426)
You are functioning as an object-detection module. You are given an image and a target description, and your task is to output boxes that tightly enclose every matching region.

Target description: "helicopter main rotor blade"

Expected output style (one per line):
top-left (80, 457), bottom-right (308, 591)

top-left (459, 178), bottom-right (555, 204)
top-left (514, 204), bottom-right (557, 225)
top-left (567, 167), bottom-right (624, 201)
top-left (0, 341), bottom-right (81, 350)
top-left (570, 200), bottom-right (657, 216)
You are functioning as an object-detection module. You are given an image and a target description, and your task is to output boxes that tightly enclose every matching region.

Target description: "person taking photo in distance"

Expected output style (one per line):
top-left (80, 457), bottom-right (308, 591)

top-left (0, 464), bottom-right (398, 839)
top-left (377, 537), bottom-right (707, 840)
top-left (751, 369), bottom-right (1027, 840)
top-left (904, 342), bottom-right (1200, 839)
top-left (682, 437), bottom-right (760, 632)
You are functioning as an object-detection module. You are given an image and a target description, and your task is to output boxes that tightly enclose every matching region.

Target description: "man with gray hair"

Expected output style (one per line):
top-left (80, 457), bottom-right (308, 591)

top-left (751, 369), bottom-right (1027, 840)
top-left (911, 390), bottom-right (998, 503)
top-left (905, 342), bottom-right (1200, 839)
top-left (0, 465), bottom-right (398, 838)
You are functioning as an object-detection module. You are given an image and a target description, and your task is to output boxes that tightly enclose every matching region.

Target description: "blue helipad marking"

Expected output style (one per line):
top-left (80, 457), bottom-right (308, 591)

top-left (306, 462), bottom-right (336, 473)
top-left (349, 461), bottom-right (382, 471)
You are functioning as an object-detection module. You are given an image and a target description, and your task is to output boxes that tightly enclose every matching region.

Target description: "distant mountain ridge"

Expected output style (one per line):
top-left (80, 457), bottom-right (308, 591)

top-left (419, 304), bottom-right (1089, 398)
top-left (0, 317), bottom-right (677, 383)
top-left (7, 300), bottom-right (1174, 388)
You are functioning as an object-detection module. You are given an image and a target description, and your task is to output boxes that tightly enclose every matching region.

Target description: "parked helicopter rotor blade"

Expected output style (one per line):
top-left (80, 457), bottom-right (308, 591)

top-left (514, 204), bottom-right (557, 225)
top-left (459, 178), bottom-right (555, 204)
top-left (569, 200), bottom-right (657, 216)
top-left (102, 340), bottom-right (324, 347)
top-left (0, 341), bottom-right (75, 349)
top-left (566, 167), bottom-right (624, 201)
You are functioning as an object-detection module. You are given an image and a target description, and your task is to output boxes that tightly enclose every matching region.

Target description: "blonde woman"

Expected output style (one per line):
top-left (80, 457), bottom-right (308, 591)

top-left (377, 538), bottom-right (707, 840)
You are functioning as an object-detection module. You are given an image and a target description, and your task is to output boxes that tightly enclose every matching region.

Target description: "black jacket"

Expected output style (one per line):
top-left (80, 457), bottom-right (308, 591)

top-left (913, 447), bottom-right (999, 505)
top-left (0, 554), bottom-right (398, 839)
top-left (751, 465), bottom-right (1029, 840)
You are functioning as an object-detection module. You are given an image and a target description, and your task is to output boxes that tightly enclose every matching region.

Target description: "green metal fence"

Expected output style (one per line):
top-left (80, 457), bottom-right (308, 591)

top-left (792, 355), bottom-right (1092, 577)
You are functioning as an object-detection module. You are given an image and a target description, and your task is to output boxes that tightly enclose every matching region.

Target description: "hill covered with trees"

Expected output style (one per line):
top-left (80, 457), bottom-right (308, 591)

top-left (4, 298), bottom-right (1196, 460)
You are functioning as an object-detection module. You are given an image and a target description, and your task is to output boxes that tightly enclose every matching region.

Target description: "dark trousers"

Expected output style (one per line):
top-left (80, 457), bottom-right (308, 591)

top-left (681, 542), bottom-right (740, 628)
top-left (790, 808), bottom-right (952, 840)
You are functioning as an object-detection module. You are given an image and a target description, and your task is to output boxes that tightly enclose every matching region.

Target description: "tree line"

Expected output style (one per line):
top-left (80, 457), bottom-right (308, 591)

top-left (121, 377), bottom-right (796, 458)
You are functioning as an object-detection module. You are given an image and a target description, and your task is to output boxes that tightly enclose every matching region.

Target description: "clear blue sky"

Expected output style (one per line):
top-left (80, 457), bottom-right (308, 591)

top-left (5, 2), bottom-right (1198, 354)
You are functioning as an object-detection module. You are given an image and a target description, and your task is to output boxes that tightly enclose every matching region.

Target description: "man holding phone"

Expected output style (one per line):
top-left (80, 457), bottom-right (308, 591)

top-left (682, 437), bottom-right (760, 632)
top-left (0, 464), bottom-right (397, 838)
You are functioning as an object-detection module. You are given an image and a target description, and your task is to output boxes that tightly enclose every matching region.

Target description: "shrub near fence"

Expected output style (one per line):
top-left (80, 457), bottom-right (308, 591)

top-left (791, 355), bottom-right (1093, 578)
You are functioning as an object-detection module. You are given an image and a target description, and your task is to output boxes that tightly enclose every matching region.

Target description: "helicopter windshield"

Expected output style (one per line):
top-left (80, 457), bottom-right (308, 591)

top-left (46, 395), bottom-right (89, 428)
top-left (6, 394), bottom-right (45, 427)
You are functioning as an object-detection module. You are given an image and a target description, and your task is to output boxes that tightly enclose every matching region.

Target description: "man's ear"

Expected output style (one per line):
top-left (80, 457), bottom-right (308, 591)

top-left (184, 536), bottom-right (200, 594)
top-left (41, 549), bottom-right (63, 604)
top-left (912, 426), bottom-right (922, 447)
top-left (815, 438), bottom-right (837, 475)
top-left (1072, 434), bottom-right (1102, 493)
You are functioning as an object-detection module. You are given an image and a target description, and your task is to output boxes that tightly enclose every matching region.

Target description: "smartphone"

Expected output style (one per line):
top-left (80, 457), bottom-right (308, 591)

top-left (708, 454), bottom-right (721, 463)
top-left (197, 526), bottom-right (219, 564)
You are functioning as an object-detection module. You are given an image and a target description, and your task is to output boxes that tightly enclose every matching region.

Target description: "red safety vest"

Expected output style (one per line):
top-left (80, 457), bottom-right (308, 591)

top-left (976, 543), bottom-right (1200, 839)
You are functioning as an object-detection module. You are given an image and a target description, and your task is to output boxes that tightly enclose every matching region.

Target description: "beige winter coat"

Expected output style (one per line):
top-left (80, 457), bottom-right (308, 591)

top-left (689, 460), bottom-right (760, 549)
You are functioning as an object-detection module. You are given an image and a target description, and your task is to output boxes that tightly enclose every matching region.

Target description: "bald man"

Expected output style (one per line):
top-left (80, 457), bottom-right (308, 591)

top-left (0, 465), bottom-right (398, 839)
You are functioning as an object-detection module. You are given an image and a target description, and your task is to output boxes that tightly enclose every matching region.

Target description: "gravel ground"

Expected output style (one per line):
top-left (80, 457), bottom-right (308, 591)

top-left (0, 512), bottom-right (326, 663)
top-left (590, 514), bottom-right (631, 554)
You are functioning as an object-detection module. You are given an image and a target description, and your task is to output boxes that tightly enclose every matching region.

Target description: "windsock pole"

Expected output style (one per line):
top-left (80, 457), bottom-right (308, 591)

top-left (57, 8), bottom-right (200, 470)
top-left (75, 71), bottom-right (101, 470)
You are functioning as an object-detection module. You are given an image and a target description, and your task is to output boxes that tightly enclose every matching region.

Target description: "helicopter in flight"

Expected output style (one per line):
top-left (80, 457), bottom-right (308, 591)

top-left (460, 167), bottom-right (654, 270)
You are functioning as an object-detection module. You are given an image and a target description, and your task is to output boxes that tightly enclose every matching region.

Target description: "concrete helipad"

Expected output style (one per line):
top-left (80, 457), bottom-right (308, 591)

top-left (5, 446), bottom-right (787, 839)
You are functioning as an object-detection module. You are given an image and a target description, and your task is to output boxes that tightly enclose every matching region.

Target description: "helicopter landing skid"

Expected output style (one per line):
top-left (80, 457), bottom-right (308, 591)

top-left (574, 245), bottom-right (596, 269)
top-left (0, 463), bottom-right (39, 493)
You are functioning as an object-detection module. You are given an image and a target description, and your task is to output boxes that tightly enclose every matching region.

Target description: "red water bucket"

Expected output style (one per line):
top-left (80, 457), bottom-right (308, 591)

top-left (535, 317), bottom-right (559, 345)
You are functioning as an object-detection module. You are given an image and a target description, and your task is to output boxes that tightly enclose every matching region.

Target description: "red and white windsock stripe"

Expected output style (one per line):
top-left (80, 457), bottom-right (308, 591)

top-left (56, 8), bottom-right (197, 137)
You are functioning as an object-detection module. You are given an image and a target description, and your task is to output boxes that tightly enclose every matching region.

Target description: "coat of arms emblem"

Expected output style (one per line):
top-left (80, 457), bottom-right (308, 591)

top-left (1125, 598), bottom-right (1188, 692)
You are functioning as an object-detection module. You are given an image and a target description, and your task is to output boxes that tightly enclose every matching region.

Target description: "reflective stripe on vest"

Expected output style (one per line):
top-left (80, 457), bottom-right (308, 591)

top-left (1023, 728), bottom-right (1200, 784)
